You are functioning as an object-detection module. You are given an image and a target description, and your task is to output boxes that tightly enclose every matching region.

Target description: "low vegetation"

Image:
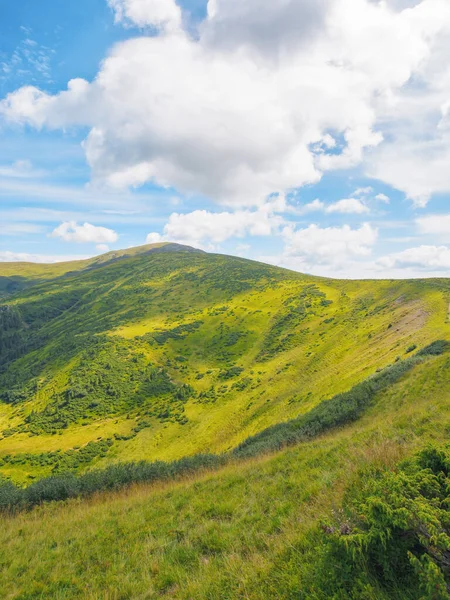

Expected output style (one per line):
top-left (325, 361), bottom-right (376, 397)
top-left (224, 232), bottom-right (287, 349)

top-left (0, 340), bottom-right (447, 513)
top-left (0, 345), bottom-right (449, 598)
top-left (0, 246), bottom-right (450, 598)
top-left (311, 445), bottom-right (450, 599)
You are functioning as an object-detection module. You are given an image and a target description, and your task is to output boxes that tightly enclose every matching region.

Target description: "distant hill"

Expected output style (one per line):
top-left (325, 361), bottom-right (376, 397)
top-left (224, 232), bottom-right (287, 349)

top-left (0, 243), bottom-right (203, 297)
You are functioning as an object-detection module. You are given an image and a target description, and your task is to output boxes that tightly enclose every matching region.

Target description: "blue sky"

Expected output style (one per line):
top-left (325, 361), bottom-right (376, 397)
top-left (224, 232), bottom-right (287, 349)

top-left (1, 0), bottom-right (450, 278)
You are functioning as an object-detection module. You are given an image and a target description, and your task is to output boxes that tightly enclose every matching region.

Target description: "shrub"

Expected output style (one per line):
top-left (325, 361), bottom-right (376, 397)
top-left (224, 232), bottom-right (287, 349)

top-left (314, 445), bottom-right (450, 599)
top-left (0, 454), bottom-right (227, 513)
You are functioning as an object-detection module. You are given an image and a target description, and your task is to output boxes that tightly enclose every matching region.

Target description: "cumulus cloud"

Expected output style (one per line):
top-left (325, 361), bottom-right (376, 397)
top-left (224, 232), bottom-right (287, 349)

top-left (352, 187), bottom-right (374, 197)
top-left (107, 0), bottom-right (182, 30)
top-left (203, 0), bottom-right (332, 56)
top-left (146, 199), bottom-right (284, 248)
top-left (365, 0), bottom-right (450, 206)
top-left (377, 245), bottom-right (450, 271)
top-left (51, 221), bottom-right (118, 244)
top-left (297, 199), bottom-right (326, 214)
top-left (2, 0), bottom-right (450, 208)
top-left (282, 222), bottom-right (378, 266)
top-left (368, 138), bottom-right (450, 208)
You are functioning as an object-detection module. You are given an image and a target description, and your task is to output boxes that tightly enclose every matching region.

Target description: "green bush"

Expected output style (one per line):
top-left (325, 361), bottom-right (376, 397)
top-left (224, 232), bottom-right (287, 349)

top-left (312, 446), bottom-right (450, 599)
top-left (0, 454), bottom-right (227, 513)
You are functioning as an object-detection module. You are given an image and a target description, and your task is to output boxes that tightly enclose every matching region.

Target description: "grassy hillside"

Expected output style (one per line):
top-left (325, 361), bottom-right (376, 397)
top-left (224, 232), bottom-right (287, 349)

top-left (1, 246), bottom-right (450, 598)
top-left (0, 245), bottom-right (449, 484)
top-left (1, 346), bottom-right (449, 599)
top-left (0, 242), bottom-right (200, 297)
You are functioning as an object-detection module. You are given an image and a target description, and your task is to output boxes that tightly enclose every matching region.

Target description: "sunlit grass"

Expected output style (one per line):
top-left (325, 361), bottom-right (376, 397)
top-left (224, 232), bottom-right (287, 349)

top-left (1, 353), bottom-right (449, 599)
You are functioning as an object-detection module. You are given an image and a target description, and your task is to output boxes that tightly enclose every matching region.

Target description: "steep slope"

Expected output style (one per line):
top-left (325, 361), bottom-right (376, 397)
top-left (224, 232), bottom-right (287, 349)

top-left (1, 346), bottom-right (449, 599)
top-left (0, 247), bottom-right (449, 483)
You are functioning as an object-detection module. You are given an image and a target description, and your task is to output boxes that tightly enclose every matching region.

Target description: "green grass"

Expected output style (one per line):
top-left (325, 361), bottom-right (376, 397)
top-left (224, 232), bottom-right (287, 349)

top-left (0, 349), bottom-right (449, 599)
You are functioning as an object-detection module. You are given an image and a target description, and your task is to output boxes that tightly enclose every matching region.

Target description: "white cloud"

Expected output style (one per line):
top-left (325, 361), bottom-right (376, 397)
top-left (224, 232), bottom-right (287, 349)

top-left (146, 200), bottom-right (284, 248)
top-left (365, 1), bottom-right (450, 206)
top-left (325, 198), bottom-right (369, 214)
top-left (375, 193), bottom-right (390, 203)
top-left (107, 0), bottom-right (182, 31)
top-left (377, 245), bottom-right (450, 271)
top-left (352, 187), bottom-right (374, 197)
top-left (3, 0), bottom-right (450, 207)
top-left (416, 214), bottom-right (450, 236)
top-left (293, 199), bottom-right (325, 214)
top-left (294, 197), bottom-right (369, 215)
top-left (368, 138), bottom-right (450, 208)
top-left (51, 221), bottom-right (118, 244)
top-left (0, 251), bottom-right (89, 263)
top-left (282, 222), bottom-right (378, 266)
top-left (203, 0), bottom-right (332, 56)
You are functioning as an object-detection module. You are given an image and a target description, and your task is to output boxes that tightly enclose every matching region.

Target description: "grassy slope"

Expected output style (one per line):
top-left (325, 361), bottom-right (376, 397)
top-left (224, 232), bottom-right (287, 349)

top-left (1, 350), bottom-right (449, 599)
top-left (0, 248), bottom-right (449, 483)
top-left (0, 243), bottom-right (200, 297)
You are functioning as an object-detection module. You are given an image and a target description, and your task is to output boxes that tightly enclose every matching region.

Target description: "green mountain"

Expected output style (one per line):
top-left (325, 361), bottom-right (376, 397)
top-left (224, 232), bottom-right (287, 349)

top-left (0, 244), bottom-right (448, 482)
top-left (1, 245), bottom-right (450, 599)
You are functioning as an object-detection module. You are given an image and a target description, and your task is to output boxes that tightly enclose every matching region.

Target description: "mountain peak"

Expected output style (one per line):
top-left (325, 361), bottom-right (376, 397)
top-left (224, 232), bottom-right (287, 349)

top-left (92, 242), bottom-right (205, 264)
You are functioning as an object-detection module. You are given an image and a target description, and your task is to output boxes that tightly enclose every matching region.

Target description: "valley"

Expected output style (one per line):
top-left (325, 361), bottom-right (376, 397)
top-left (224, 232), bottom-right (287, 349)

top-left (0, 244), bottom-right (449, 599)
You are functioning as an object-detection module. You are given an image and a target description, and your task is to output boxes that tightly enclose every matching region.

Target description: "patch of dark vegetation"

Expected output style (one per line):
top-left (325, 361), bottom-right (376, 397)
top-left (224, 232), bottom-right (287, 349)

top-left (196, 386), bottom-right (218, 404)
top-left (257, 285), bottom-right (331, 361)
top-left (222, 331), bottom-right (245, 347)
top-left (0, 306), bottom-right (27, 364)
top-left (417, 340), bottom-right (450, 356)
top-left (1, 337), bottom-right (194, 435)
top-left (0, 439), bottom-right (114, 475)
top-left (207, 306), bottom-right (229, 317)
top-left (146, 321), bottom-right (204, 345)
top-left (306, 445), bottom-right (450, 598)
top-left (219, 366), bottom-right (244, 380)
top-left (0, 454), bottom-right (226, 512)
